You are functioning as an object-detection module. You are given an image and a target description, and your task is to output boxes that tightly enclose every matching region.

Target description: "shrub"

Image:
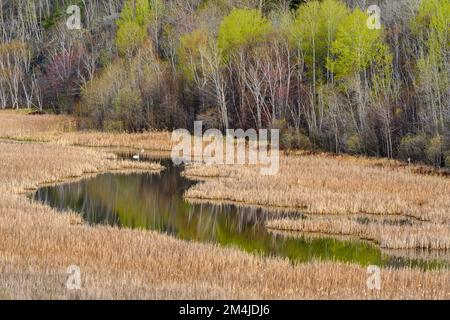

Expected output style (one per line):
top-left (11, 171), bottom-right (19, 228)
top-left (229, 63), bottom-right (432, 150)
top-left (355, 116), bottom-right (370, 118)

top-left (113, 86), bottom-right (144, 132)
top-left (445, 152), bottom-right (450, 168)
top-left (271, 119), bottom-right (288, 130)
top-left (425, 135), bottom-right (444, 167)
top-left (104, 120), bottom-right (124, 132)
top-left (81, 62), bottom-right (127, 129)
top-left (346, 134), bottom-right (362, 154)
top-left (292, 132), bottom-right (312, 150)
top-left (398, 134), bottom-right (428, 162)
top-left (281, 130), bottom-right (294, 150)
top-left (279, 127), bottom-right (312, 151)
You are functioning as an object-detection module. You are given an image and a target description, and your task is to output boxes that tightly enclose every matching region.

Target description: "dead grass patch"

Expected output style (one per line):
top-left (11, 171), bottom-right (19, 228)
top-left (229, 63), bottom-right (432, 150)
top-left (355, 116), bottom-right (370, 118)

top-left (0, 111), bottom-right (174, 151)
top-left (0, 112), bottom-right (449, 299)
top-left (184, 155), bottom-right (450, 224)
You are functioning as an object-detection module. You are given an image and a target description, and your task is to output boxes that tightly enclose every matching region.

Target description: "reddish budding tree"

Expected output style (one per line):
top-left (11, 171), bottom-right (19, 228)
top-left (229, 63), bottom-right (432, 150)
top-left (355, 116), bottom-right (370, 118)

top-left (42, 47), bottom-right (88, 112)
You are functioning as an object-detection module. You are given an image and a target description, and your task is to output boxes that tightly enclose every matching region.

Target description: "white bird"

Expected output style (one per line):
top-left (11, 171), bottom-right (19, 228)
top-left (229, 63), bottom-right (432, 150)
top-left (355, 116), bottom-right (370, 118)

top-left (133, 149), bottom-right (144, 160)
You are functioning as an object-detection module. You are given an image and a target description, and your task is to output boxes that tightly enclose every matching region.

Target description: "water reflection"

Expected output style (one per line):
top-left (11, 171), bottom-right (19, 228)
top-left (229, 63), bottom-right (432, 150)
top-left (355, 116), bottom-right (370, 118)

top-left (33, 157), bottom-right (446, 269)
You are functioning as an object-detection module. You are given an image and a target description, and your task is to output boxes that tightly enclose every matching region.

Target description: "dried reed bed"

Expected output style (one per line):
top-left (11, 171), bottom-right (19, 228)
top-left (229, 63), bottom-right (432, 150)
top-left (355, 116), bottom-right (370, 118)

top-left (0, 142), bottom-right (162, 194)
top-left (266, 217), bottom-right (450, 250)
top-left (0, 111), bottom-right (174, 151)
top-left (184, 155), bottom-right (450, 250)
top-left (0, 111), bottom-right (76, 141)
top-left (184, 155), bottom-right (450, 224)
top-left (182, 164), bottom-right (222, 178)
top-left (1, 212), bottom-right (448, 300)
top-left (54, 131), bottom-right (174, 151)
top-left (0, 142), bottom-right (448, 299)
top-left (0, 196), bottom-right (448, 300)
top-left (0, 112), bottom-right (449, 298)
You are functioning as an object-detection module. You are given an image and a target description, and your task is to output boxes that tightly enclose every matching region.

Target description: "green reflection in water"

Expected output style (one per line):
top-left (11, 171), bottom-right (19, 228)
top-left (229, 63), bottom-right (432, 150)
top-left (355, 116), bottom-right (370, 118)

top-left (33, 158), bottom-right (446, 269)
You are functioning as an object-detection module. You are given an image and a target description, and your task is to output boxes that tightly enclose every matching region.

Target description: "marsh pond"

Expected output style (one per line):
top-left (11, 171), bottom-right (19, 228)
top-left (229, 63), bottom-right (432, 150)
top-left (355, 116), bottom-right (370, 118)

top-left (33, 152), bottom-right (447, 269)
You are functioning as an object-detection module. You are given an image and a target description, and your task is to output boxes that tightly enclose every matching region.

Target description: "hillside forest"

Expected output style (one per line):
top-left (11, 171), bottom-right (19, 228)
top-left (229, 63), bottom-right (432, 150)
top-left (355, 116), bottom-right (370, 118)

top-left (0, 0), bottom-right (449, 166)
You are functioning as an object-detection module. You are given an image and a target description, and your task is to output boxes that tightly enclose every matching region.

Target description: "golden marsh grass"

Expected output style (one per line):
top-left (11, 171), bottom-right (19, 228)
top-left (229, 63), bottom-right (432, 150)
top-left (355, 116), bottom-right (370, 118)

top-left (184, 155), bottom-right (450, 224)
top-left (0, 111), bottom-right (76, 142)
top-left (0, 111), bottom-right (449, 299)
top-left (184, 155), bottom-right (450, 250)
top-left (0, 142), bottom-right (448, 299)
top-left (0, 111), bottom-right (174, 151)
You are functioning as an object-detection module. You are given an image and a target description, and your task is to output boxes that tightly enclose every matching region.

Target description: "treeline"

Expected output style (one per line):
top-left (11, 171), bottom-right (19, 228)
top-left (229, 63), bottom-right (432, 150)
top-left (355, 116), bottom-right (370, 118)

top-left (0, 0), bottom-right (449, 166)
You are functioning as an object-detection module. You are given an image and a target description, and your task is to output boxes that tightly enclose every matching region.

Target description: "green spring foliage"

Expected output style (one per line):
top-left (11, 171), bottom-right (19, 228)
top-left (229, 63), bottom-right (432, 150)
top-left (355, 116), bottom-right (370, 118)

top-left (115, 0), bottom-right (153, 57)
top-left (291, 0), bottom-right (349, 81)
top-left (327, 8), bottom-right (390, 80)
top-left (217, 8), bottom-right (272, 59)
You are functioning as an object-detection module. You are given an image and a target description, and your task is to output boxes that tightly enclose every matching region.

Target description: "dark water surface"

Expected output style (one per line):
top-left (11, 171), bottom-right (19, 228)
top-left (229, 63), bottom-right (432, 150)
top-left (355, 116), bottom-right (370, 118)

top-left (33, 154), bottom-right (447, 269)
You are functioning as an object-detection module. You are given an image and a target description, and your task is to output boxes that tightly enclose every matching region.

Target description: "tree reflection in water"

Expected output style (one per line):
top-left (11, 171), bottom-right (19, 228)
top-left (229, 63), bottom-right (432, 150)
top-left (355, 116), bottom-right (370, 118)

top-left (34, 157), bottom-right (445, 269)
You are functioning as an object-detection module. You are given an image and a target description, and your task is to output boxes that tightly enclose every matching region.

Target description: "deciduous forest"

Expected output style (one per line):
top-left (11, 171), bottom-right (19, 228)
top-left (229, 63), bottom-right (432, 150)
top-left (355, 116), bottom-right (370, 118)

top-left (0, 0), bottom-right (449, 165)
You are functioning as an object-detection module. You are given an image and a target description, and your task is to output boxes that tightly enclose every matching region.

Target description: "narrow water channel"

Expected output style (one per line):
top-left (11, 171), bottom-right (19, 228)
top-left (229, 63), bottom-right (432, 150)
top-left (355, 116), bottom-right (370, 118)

top-left (33, 154), bottom-right (446, 269)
